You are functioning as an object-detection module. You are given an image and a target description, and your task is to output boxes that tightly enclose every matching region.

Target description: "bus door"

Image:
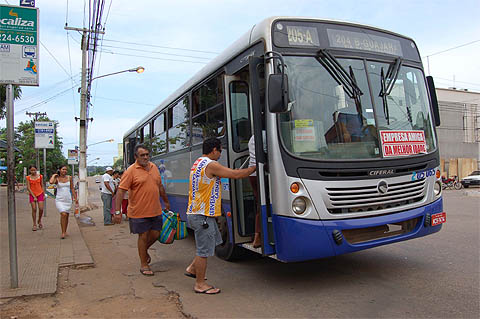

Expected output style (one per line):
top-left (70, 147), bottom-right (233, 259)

top-left (224, 74), bottom-right (256, 246)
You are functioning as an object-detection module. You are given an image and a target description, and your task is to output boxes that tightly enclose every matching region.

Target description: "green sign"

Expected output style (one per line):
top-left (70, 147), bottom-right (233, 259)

top-left (0, 5), bottom-right (37, 45)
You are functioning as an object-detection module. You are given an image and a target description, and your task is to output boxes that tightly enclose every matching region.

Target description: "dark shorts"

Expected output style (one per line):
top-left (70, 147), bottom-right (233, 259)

top-left (129, 215), bottom-right (163, 234)
top-left (187, 214), bottom-right (223, 257)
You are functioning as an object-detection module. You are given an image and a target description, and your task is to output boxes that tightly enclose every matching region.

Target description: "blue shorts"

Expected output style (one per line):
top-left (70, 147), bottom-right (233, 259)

top-left (187, 214), bottom-right (223, 257)
top-left (129, 215), bottom-right (162, 234)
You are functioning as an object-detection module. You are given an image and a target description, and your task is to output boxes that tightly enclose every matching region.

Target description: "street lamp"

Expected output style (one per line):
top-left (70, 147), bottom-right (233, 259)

top-left (87, 157), bottom-right (100, 164)
top-left (87, 139), bottom-right (114, 147)
top-left (77, 66), bottom-right (144, 208)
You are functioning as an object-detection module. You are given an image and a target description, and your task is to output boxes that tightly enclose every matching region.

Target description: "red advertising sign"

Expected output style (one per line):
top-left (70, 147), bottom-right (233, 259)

top-left (380, 130), bottom-right (427, 157)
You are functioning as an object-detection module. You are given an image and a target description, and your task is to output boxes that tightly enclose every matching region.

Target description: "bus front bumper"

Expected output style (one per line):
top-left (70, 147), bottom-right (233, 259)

top-left (272, 197), bottom-right (444, 262)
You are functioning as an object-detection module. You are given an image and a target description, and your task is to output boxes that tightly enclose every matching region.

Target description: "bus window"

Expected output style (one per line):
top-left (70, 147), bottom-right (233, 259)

top-left (152, 113), bottom-right (167, 155)
top-left (229, 81), bottom-right (251, 152)
top-left (142, 123), bottom-right (151, 149)
top-left (168, 96), bottom-right (190, 152)
top-left (192, 105), bottom-right (225, 145)
top-left (192, 73), bottom-right (226, 145)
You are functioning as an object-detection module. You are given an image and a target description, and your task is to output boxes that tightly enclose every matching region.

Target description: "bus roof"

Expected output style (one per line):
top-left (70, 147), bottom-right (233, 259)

top-left (123, 16), bottom-right (413, 139)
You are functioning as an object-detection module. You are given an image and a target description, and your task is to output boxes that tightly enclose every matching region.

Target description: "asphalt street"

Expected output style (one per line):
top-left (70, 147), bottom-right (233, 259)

top-left (87, 179), bottom-right (479, 318)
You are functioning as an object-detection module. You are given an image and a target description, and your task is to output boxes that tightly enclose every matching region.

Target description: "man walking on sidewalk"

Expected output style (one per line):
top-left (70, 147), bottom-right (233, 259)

top-left (113, 144), bottom-right (170, 276)
top-left (185, 137), bottom-right (255, 294)
top-left (101, 167), bottom-right (115, 226)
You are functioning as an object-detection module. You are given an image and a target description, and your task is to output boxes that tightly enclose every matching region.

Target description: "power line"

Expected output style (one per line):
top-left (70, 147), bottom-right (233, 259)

top-left (423, 39), bottom-right (480, 58)
top-left (101, 38), bottom-right (219, 55)
top-left (97, 50), bottom-right (208, 64)
top-left (100, 44), bottom-right (212, 60)
top-left (15, 87), bottom-right (75, 114)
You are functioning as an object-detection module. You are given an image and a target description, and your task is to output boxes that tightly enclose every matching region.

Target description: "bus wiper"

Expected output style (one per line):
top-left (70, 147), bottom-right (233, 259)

top-left (379, 58), bottom-right (403, 125)
top-left (317, 50), bottom-right (363, 101)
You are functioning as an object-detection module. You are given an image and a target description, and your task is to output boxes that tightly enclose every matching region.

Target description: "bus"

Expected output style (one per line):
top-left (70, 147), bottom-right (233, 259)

top-left (123, 17), bottom-right (445, 262)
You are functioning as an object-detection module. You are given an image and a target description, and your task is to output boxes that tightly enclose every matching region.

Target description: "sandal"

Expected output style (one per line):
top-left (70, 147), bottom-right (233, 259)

top-left (38, 223), bottom-right (43, 230)
top-left (139, 267), bottom-right (154, 276)
top-left (194, 286), bottom-right (221, 294)
top-left (32, 225), bottom-right (37, 231)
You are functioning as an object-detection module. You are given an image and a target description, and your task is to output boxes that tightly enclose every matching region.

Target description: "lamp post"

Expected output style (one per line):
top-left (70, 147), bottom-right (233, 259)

top-left (77, 67), bottom-right (144, 208)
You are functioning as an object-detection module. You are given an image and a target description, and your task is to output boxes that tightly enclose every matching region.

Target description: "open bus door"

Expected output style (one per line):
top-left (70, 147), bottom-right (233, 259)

top-left (216, 59), bottom-right (275, 261)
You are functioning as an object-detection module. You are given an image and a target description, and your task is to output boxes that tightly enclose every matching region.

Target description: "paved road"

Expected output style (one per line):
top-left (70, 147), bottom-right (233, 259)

top-left (137, 189), bottom-right (479, 318)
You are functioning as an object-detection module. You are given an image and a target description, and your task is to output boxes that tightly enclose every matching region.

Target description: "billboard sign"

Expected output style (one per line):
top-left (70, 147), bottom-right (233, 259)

top-left (68, 149), bottom-right (79, 165)
top-left (0, 4), bottom-right (39, 86)
top-left (34, 121), bottom-right (54, 149)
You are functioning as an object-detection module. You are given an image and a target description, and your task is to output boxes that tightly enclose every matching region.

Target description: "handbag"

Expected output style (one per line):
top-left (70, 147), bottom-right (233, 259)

top-left (174, 213), bottom-right (188, 240)
top-left (158, 211), bottom-right (176, 244)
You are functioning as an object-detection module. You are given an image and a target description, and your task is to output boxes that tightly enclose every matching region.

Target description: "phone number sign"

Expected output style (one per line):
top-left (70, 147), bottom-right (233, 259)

top-left (0, 4), bottom-right (39, 86)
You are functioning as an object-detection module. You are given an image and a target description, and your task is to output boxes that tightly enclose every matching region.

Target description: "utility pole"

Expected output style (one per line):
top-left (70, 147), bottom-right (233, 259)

top-left (64, 25), bottom-right (104, 208)
top-left (26, 111), bottom-right (47, 170)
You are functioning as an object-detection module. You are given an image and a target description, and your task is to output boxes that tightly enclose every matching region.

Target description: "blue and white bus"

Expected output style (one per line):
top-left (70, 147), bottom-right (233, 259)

top-left (123, 17), bottom-right (445, 262)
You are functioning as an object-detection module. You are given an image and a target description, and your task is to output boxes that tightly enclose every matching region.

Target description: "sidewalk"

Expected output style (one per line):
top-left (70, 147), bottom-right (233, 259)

top-left (0, 187), bottom-right (94, 298)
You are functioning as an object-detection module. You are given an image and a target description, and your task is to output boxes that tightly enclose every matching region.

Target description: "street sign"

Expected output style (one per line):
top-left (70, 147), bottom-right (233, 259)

top-left (0, 4), bottom-right (39, 86)
top-left (19, 0), bottom-right (35, 8)
top-left (68, 149), bottom-right (79, 165)
top-left (34, 121), bottom-right (54, 149)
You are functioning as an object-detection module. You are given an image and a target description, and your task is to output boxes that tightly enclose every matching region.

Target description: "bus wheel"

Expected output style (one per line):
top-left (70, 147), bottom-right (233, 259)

top-left (215, 211), bottom-right (244, 261)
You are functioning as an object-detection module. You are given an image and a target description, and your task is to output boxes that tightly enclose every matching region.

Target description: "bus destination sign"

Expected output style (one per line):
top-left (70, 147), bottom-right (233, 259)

top-left (286, 25), bottom-right (320, 47)
top-left (327, 29), bottom-right (403, 56)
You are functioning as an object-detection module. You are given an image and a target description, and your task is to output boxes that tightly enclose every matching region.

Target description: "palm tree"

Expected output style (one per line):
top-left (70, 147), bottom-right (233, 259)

top-left (0, 85), bottom-right (22, 119)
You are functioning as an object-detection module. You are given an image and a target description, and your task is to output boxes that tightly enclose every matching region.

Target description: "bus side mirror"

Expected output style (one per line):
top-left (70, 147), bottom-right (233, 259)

top-left (426, 76), bottom-right (441, 127)
top-left (268, 73), bottom-right (289, 113)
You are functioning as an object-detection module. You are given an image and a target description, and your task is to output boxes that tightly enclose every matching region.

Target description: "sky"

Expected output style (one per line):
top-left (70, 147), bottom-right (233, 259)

top-left (1, 0), bottom-right (479, 166)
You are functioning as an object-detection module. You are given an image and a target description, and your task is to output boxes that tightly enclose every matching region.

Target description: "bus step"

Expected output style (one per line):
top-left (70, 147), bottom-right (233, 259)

top-left (240, 243), bottom-right (279, 261)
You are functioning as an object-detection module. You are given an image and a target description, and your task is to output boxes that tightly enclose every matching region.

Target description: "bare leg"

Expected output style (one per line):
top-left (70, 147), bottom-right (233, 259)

top-left (193, 256), bottom-right (219, 293)
top-left (146, 229), bottom-right (160, 249)
top-left (30, 201), bottom-right (37, 228)
top-left (37, 201), bottom-right (44, 228)
top-left (60, 213), bottom-right (68, 238)
top-left (137, 232), bottom-right (152, 272)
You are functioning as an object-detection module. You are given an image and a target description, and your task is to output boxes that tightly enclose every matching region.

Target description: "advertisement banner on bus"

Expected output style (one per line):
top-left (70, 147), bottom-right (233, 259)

top-left (380, 130), bottom-right (426, 157)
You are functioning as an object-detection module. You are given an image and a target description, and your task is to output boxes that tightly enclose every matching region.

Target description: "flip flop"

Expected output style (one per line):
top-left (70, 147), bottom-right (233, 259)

top-left (32, 225), bottom-right (37, 231)
top-left (140, 268), bottom-right (154, 276)
top-left (184, 272), bottom-right (207, 280)
top-left (194, 287), bottom-right (220, 294)
top-left (38, 223), bottom-right (43, 230)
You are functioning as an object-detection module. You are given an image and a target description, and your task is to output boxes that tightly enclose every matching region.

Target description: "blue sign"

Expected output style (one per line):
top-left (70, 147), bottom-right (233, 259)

top-left (19, 0), bottom-right (35, 7)
top-left (0, 166), bottom-right (7, 171)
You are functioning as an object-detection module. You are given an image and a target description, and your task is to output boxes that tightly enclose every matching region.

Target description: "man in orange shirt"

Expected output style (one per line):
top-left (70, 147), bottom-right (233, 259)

top-left (113, 144), bottom-right (170, 276)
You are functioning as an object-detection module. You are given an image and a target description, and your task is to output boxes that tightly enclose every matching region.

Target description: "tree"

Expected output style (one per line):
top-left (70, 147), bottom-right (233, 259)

top-left (0, 116), bottom-right (67, 180)
top-left (0, 85), bottom-right (22, 120)
top-left (113, 157), bottom-right (124, 171)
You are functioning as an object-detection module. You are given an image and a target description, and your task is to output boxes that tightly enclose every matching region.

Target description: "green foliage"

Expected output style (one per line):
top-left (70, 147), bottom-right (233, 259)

top-left (0, 116), bottom-right (67, 181)
top-left (0, 85), bottom-right (22, 120)
top-left (113, 157), bottom-right (124, 171)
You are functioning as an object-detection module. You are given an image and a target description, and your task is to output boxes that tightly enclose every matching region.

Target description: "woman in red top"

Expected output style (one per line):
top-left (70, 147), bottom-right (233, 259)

top-left (26, 165), bottom-right (45, 231)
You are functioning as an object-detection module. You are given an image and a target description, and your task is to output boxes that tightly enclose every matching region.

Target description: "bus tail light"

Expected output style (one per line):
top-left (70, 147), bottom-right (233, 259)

top-left (436, 170), bottom-right (441, 179)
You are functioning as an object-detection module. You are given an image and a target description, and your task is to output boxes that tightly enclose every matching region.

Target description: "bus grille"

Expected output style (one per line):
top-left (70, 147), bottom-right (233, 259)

top-left (326, 179), bottom-right (426, 214)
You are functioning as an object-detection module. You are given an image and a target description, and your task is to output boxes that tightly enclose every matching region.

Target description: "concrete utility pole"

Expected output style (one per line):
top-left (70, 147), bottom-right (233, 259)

top-left (64, 25), bottom-right (104, 208)
top-left (26, 111), bottom-right (47, 170)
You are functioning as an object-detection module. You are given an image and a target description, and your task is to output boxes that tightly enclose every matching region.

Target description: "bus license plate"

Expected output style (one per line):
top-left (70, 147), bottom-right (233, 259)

top-left (431, 212), bottom-right (446, 226)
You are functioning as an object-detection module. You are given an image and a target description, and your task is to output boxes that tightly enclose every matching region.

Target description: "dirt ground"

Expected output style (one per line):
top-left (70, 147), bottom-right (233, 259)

top-left (0, 212), bottom-right (188, 319)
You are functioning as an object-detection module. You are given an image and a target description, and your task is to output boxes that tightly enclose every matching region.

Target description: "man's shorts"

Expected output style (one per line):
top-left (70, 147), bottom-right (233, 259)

top-left (129, 215), bottom-right (162, 234)
top-left (187, 214), bottom-right (223, 257)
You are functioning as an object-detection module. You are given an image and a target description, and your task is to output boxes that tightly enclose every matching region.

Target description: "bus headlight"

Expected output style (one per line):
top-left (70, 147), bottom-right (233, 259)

top-left (434, 181), bottom-right (442, 196)
top-left (292, 197), bottom-right (307, 215)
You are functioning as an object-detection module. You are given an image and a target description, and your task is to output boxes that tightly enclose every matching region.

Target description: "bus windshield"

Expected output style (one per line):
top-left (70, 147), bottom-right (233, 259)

top-left (279, 56), bottom-right (436, 160)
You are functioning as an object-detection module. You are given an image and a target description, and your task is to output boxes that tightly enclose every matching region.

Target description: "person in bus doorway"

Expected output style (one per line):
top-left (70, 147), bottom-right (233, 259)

top-left (185, 137), bottom-right (255, 294)
top-left (26, 165), bottom-right (45, 231)
top-left (248, 135), bottom-right (262, 248)
top-left (113, 144), bottom-right (170, 276)
top-left (101, 167), bottom-right (115, 226)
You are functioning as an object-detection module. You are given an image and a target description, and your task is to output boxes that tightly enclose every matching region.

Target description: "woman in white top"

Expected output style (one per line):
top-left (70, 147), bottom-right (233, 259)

top-left (49, 165), bottom-right (78, 239)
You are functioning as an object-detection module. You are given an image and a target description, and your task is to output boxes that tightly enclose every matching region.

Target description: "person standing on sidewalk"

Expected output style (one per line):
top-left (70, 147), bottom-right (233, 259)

top-left (101, 167), bottom-right (115, 226)
top-left (26, 165), bottom-right (45, 231)
top-left (49, 165), bottom-right (78, 239)
top-left (113, 144), bottom-right (170, 276)
top-left (185, 137), bottom-right (255, 294)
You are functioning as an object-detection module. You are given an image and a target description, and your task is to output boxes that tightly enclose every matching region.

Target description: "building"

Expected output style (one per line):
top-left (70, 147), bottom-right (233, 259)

top-left (436, 88), bottom-right (479, 177)
top-left (113, 143), bottom-right (123, 168)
